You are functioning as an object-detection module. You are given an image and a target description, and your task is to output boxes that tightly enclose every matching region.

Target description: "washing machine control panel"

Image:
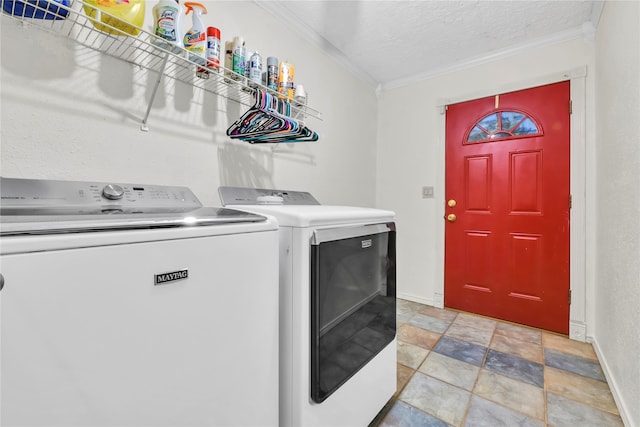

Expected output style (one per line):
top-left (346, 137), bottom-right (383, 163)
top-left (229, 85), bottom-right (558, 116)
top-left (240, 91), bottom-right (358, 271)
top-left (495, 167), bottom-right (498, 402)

top-left (219, 186), bottom-right (320, 206)
top-left (0, 177), bottom-right (202, 215)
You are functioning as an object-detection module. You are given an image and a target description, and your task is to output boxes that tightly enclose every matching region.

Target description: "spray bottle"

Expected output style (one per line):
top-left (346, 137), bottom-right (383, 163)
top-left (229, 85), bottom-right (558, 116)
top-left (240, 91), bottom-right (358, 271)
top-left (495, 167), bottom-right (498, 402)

top-left (183, 2), bottom-right (207, 65)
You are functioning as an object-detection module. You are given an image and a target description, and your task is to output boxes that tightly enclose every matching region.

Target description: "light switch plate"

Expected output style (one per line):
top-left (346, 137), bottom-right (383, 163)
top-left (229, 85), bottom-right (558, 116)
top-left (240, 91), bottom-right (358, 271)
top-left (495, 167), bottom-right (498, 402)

top-left (422, 186), bottom-right (434, 198)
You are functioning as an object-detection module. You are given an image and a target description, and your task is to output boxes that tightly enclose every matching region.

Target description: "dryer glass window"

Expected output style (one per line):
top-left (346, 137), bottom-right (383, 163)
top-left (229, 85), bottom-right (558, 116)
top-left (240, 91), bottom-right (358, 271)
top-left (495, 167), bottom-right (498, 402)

top-left (310, 224), bottom-right (396, 403)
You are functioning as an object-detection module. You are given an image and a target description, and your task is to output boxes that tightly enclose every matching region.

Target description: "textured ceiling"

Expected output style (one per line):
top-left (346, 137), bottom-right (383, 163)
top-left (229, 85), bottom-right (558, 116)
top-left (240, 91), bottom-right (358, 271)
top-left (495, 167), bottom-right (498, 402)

top-left (258, 1), bottom-right (603, 89)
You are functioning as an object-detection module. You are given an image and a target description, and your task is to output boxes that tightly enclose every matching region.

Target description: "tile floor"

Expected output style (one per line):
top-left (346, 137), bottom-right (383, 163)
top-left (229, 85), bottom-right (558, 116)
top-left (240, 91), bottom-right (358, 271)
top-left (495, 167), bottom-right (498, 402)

top-left (370, 299), bottom-right (624, 427)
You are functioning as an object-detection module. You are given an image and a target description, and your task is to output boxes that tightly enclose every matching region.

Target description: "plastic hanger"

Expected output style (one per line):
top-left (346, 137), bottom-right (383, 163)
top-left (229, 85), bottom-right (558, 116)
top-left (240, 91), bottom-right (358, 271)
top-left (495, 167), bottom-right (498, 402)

top-left (226, 90), bottom-right (318, 143)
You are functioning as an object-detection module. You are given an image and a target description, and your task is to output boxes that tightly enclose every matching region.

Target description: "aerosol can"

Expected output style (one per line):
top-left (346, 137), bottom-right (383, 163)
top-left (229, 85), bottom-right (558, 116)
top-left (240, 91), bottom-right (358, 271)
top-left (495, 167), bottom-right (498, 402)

top-left (197, 26), bottom-right (221, 79)
top-left (231, 36), bottom-right (246, 82)
top-left (249, 51), bottom-right (262, 88)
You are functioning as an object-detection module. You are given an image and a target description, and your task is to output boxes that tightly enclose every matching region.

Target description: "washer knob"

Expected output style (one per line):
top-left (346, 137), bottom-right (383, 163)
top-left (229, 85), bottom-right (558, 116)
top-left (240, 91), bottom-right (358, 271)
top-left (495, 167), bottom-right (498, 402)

top-left (102, 184), bottom-right (125, 200)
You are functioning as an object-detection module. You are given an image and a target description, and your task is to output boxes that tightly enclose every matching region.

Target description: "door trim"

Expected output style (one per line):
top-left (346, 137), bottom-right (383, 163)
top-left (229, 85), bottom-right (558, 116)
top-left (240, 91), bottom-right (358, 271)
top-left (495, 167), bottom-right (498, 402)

top-left (434, 66), bottom-right (588, 341)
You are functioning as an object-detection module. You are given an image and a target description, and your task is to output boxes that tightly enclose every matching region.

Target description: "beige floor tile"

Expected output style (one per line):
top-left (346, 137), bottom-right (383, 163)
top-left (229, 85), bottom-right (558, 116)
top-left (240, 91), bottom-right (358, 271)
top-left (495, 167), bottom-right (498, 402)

top-left (397, 311), bottom-right (414, 325)
top-left (398, 341), bottom-right (430, 369)
top-left (395, 364), bottom-right (414, 397)
top-left (418, 351), bottom-right (480, 391)
top-left (494, 321), bottom-right (542, 345)
top-left (397, 299), bottom-right (426, 314)
top-left (542, 333), bottom-right (598, 360)
top-left (545, 366), bottom-right (619, 415)
top-left (445, 323), bottom-right (493, 347)
top-left (398, 324), bottom-right (441, 350)
top-left (418, 305), bottom-right (458, 322)
top-left (453, 312), bottom-right (497, 333)
top-left (490, 334), bottom-right (544, 364)
top-left (473, 369), bottom-right (545, 420)
top-left (547, 392), bottom-right (624, 427)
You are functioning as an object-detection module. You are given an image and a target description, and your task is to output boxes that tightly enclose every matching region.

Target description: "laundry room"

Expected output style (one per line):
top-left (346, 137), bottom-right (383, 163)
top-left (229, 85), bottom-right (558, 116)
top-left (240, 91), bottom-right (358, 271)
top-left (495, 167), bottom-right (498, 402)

top-left (1, 1), bottom-right (639, 427)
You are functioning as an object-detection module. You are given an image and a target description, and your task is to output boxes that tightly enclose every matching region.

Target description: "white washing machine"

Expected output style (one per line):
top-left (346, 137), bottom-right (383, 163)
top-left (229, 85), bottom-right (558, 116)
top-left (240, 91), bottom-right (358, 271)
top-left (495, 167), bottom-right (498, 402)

top-left (0, 177), bottom-right (279, 427)
top-left (219, 187), bottom-right (397, 427)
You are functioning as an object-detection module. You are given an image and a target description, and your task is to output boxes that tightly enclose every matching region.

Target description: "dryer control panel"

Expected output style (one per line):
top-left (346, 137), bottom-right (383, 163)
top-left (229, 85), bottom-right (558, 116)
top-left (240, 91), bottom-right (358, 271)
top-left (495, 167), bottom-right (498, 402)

top-left (0, 177), bottom-right (202, 215)
top-left (219, 186), bottom-right (320, 206)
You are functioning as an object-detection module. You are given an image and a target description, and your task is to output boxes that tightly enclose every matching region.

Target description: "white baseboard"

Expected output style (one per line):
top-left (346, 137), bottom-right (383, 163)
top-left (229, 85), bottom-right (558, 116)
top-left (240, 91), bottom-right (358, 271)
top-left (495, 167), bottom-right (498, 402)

top-left (397, 292), bottom-right (436, 308)
top-left (590, 336), bottom-right (634, 427)
top-left (570, 320), bottom-right (587, 342)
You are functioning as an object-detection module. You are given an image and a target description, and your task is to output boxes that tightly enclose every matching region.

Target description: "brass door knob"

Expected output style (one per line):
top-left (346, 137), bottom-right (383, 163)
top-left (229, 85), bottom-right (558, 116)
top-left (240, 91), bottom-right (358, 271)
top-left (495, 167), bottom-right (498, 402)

top-left (447, 199), bottom-right (457, 207)
top-left (446, 214), bottom-right (457, 222)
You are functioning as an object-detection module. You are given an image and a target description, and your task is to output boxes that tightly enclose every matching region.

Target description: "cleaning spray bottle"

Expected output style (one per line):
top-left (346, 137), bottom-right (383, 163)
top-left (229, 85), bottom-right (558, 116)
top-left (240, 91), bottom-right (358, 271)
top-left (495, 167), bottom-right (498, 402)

top-left (183, 2), bottom-right (208, 65)
top-left (153, 0), bottom-right (183, 52)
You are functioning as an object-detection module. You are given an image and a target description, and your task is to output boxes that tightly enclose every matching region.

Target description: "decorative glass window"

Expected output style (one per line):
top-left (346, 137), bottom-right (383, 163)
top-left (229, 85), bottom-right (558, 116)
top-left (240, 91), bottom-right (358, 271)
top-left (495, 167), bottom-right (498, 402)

top-left (466, 111), bottom-right (541, 143)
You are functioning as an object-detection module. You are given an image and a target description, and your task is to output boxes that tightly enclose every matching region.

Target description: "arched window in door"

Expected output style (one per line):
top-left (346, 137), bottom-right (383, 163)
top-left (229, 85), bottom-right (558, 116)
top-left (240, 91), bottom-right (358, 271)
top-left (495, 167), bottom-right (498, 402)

top-left (466, 110), bottom-right (542, 143)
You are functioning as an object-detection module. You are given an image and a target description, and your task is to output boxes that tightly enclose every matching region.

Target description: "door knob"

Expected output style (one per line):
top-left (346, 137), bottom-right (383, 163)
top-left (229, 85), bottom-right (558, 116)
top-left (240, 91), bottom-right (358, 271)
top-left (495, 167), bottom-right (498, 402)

top-left (446, 214), bottom-right (457, 222)
top-left (447, 199), bottom-right (457, 207)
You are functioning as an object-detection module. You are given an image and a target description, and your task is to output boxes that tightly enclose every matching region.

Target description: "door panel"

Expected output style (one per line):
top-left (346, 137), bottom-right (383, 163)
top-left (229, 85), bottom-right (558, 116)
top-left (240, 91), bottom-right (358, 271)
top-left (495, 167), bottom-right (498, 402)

top-left (466, 155), bottom-right (492, 211)
top-left (463, 231), bottom-right (494, 292)
top-left (508, 233), bottom-right (543, 298)
top-left (510, 151), bottom-right (542, 213)
top-left (445, 81), bottom-right (570, 334)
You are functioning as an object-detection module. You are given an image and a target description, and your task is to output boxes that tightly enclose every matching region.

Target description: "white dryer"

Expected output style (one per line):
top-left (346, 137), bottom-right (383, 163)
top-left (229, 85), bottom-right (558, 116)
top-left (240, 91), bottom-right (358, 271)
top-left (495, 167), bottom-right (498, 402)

top-left (0, 177), bottom-right (279, 427)
top-left (219, 187), bottom-right (397, 427)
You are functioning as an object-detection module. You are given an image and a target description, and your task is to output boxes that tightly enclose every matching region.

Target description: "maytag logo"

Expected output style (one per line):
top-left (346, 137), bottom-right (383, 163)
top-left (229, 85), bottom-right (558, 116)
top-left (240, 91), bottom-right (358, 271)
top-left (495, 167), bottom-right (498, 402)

top-left (361, 239), bottom-right (372, 249)
top-left (155, 269), bottom-right (188, 285)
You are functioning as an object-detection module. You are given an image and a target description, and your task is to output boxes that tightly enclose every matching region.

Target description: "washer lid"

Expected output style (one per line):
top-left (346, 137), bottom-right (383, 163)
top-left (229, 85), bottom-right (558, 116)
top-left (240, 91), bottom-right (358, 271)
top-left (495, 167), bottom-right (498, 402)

top-left (225, 204), bottom-right (395, 228)
top-left (0, 177), bottom-right (267, 235)
top-left (0, 207), bottom-right (267, 236)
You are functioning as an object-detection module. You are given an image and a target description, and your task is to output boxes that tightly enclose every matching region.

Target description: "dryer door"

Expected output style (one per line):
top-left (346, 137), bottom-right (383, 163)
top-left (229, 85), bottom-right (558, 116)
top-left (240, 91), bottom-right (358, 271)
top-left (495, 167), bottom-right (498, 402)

top-left (310, 223), bottom-right (396, 403)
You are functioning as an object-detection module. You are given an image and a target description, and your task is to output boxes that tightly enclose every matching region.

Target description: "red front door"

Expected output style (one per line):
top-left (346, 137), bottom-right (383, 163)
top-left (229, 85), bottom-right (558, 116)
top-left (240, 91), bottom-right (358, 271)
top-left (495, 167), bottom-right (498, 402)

top-left (444, 81), bottom-right (570, 334)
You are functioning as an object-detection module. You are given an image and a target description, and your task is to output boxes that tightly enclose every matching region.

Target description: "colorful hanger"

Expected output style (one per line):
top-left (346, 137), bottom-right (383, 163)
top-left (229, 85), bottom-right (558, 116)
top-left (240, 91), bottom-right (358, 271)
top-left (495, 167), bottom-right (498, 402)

top-left (226, 90), bottom-right (319, 143)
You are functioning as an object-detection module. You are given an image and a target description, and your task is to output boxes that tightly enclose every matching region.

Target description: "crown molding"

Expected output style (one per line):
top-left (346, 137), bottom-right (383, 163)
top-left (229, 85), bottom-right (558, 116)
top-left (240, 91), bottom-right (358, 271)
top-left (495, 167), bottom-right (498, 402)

top-left (381, 25), bottom-right (593, 92)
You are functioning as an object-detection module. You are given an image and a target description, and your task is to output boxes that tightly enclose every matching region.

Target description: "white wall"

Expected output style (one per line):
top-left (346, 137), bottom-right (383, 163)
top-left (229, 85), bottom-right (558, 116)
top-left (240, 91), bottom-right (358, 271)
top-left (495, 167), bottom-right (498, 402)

top-left (594, 1), bottom-right (640, 426)
top-left (0, 1), bottom-right (379, 208)
top-left (376, 37), bottom-right (595, 310)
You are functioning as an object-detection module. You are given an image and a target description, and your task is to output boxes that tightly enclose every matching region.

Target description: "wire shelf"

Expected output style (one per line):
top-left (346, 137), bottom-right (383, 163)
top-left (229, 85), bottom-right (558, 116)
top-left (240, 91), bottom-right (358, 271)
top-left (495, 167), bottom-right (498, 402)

top-left (1, 0), bottom-right (322, 131)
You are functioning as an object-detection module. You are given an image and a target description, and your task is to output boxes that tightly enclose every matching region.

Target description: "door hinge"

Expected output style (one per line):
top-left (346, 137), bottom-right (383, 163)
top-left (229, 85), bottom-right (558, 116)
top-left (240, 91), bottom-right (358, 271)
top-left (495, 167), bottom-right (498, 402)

top-left (569, 99), bottom-right (573, 115)
top-left (568, 289), bottom-right (572, 305)
top-left (569, 194), bottom-right (572, 209)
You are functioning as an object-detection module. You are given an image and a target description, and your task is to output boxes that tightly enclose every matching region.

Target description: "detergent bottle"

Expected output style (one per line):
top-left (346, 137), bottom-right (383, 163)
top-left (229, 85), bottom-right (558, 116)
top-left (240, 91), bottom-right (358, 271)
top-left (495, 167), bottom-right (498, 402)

top-left (83, 0), bottom-right (145, 36)
top-left (153, 0), bottom-right (183, 53)
top-left (183, 2), bottom-right (208, 65)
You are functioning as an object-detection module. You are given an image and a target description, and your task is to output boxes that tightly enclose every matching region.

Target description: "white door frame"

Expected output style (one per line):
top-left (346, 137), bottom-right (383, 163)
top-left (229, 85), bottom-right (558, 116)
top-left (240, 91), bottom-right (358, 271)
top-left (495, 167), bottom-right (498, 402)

top-left (434, 66), bottom-right (589, 341)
